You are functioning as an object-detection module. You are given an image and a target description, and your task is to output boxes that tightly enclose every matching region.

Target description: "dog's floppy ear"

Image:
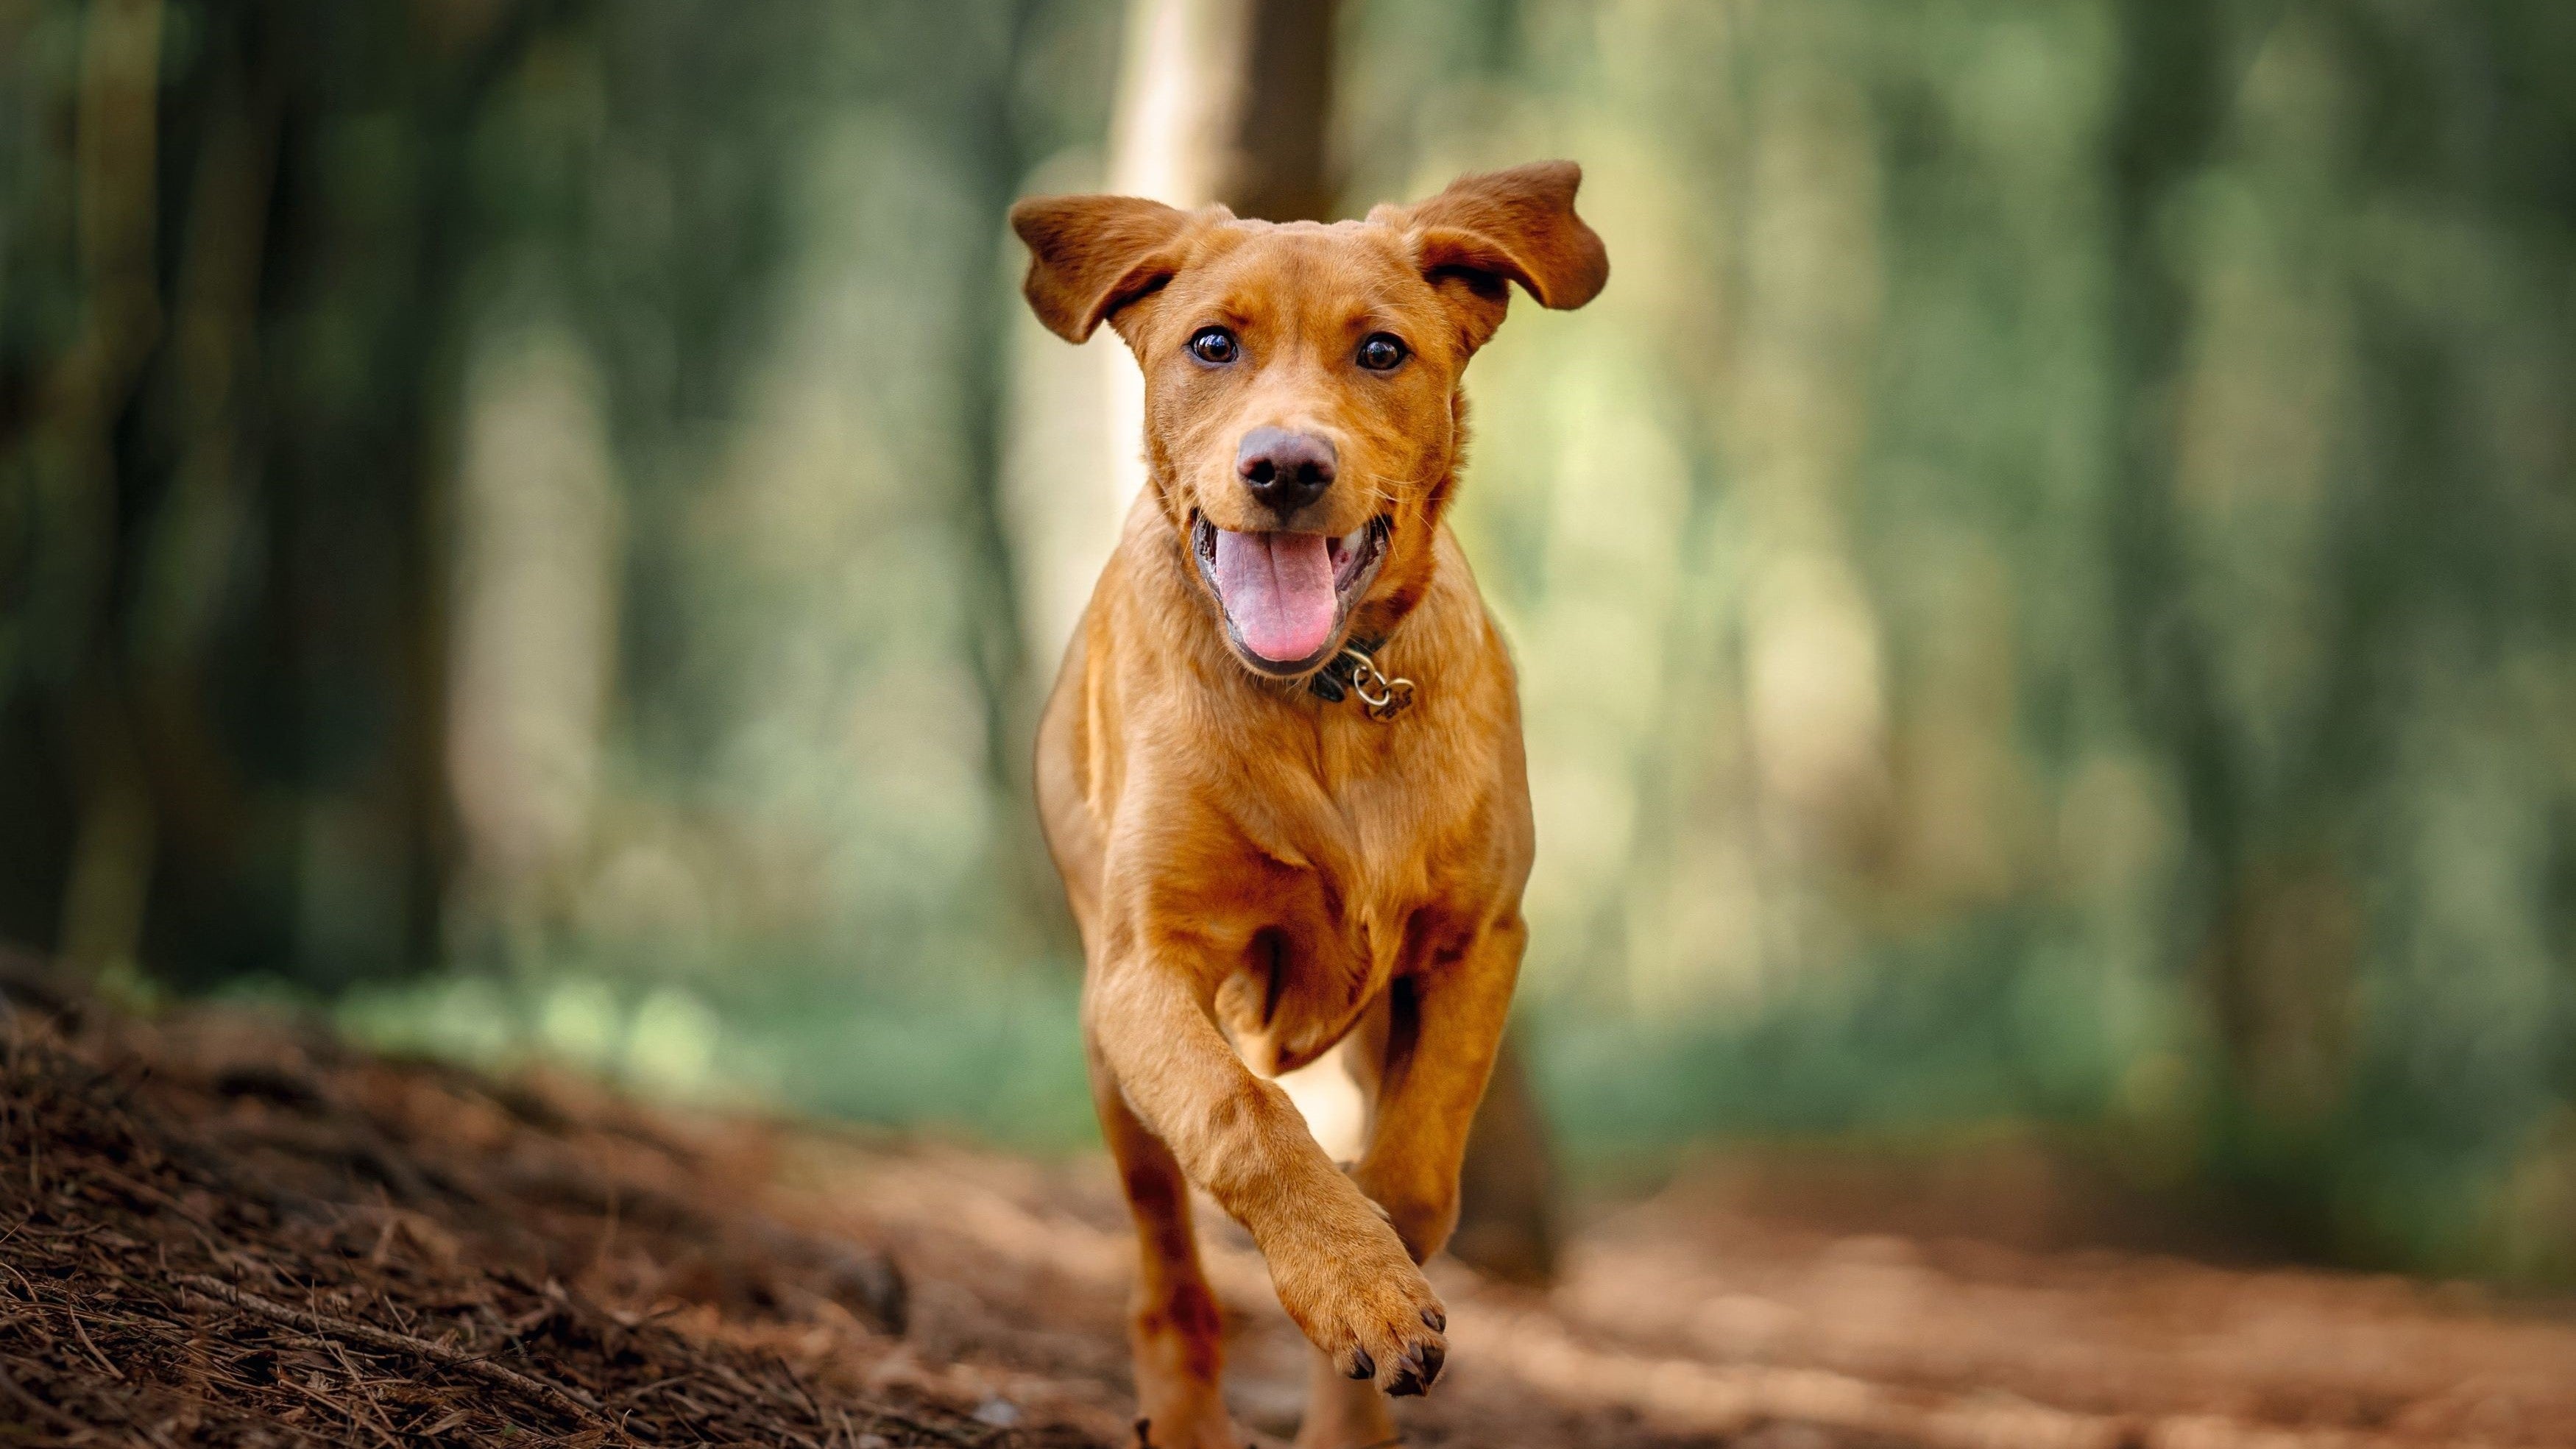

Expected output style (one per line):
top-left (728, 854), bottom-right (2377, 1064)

top-left (1373, 160), bottom-right (1609, 352)
top-left (1010, 193), bottom-right (1200, 344)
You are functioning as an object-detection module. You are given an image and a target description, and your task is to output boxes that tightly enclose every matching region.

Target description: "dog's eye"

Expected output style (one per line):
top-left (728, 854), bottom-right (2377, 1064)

top-left (1188, 327), bottom-right (1239, 365)
top-left (1356, 333), bottom-right (1408, 372)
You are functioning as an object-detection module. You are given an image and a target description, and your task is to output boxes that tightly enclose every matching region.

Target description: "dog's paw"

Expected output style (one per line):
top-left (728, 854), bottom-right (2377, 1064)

top-left (1273, 1224), bottom-right (1448, 1399)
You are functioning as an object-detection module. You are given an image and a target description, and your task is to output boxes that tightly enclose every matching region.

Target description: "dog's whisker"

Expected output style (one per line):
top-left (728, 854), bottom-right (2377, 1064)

top-left (1353, 474), bottom-right (1405, 509)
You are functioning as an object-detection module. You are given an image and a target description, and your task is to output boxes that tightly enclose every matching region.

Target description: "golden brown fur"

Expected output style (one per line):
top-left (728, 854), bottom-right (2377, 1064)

top-left (1010, 163), bottom-right (1607, 1449)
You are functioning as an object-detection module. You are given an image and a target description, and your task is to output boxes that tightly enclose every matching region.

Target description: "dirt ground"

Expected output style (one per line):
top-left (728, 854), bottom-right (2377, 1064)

top-left (4, 985), bottom-right (2573, 1448)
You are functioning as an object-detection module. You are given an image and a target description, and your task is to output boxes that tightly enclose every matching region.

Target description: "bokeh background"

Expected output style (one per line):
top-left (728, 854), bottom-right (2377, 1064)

top-left (7, 0), bottom-right (2575, 1283)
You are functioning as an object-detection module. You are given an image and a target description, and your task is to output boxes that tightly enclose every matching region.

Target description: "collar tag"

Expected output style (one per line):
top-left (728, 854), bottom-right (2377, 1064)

top-left (1313, 642), bottom-right (1415, 721)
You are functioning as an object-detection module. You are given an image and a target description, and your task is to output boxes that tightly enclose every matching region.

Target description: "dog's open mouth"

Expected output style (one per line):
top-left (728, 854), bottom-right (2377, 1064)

top-left (1191, 514), bottom-right (1391, 676)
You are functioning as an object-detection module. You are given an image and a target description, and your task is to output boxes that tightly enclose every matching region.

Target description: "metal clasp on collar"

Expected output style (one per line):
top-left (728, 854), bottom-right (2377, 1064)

top-left (1338, 645), bottom-right (1415, 722)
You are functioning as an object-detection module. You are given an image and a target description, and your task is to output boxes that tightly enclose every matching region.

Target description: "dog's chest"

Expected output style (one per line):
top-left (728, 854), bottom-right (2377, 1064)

top-left (1212, 759), bottom-right (1485, 1074)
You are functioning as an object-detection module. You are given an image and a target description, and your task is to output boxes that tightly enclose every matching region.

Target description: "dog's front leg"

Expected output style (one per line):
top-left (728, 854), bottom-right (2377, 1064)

top-left (1086, 947), bottom-right (1450, 1403)
top-left (1294, 914), bottom-right (1523, 1448)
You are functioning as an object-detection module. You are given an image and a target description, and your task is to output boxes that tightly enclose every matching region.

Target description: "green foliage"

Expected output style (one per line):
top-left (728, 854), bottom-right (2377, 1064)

top-left (330, 955), bottom-right (1096, 1148)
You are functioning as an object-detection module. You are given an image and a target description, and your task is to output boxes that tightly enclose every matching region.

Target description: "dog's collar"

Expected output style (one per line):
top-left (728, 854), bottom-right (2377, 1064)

top-left (1308, 637), bottom-right (1415, 721)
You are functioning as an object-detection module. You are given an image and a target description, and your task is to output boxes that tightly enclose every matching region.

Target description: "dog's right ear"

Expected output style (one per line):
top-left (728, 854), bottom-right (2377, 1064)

top-left (1010, 194), bottom-right (1198, 344)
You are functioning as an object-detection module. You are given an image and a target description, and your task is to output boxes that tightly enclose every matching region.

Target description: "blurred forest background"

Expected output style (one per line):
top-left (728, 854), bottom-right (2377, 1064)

top-left (6, 0), bottom-right (2575, 1284)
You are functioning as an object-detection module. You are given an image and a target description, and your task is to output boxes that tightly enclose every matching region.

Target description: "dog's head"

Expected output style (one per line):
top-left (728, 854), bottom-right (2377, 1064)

top-left (1012, 162), bottom-right (1607, 679)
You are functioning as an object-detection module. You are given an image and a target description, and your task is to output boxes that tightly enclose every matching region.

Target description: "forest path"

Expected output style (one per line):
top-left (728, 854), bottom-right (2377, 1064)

top-left (4, 991), bottom-right (2572, 1448)
top-left (818, 1137), bottom-right (2576, 1449)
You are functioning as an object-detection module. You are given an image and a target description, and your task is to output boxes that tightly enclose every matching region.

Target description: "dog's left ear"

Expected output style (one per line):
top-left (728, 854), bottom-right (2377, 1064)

top-left (1373, 160), bottom-right (1610, 355)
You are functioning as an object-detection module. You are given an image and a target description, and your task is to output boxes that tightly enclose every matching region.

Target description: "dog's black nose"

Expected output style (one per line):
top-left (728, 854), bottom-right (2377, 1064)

top-left (1236, 427), bottom-right (1336, 515)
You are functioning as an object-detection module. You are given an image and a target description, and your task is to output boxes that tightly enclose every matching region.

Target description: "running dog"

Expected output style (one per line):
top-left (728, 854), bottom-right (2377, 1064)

top-left (1011, 161), bottom-right (1607, 1448)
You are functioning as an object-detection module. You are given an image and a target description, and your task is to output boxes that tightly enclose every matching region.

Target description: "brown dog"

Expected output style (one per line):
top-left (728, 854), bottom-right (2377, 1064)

top-left (1010, 163), bottom-right (1606, 1449)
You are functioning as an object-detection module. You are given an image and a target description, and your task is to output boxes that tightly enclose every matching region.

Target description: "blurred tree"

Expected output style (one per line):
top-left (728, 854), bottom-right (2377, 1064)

top-left (1225, 0), bottom-right (1342, 223)
top-left (2098, 0), bottom-right (2296, 1194)
top-left (2097, 0), bottom-right (2576, 1252)
top-left (1, 0), bottom-right (575, 988)
top-left (2, 0), bottom-right (1100, 987)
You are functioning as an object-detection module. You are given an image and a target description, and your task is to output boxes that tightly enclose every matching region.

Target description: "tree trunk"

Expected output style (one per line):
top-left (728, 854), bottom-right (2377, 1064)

top-left (1, 0), bottom-right (569, 987)
top-left (2101, 0), bottom-right (2353, 1208)
top-left (1224, 0), bottom-right (1342, 223)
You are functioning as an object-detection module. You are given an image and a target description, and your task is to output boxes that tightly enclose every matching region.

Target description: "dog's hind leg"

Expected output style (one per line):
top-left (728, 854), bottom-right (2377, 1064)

top-left (1344, 915), bottom-right (1524, 1266)
top-left (1291, 1339), bottom-right (1400, 1449)
top-left (1090, 1037), bottom-right (1242, 1449)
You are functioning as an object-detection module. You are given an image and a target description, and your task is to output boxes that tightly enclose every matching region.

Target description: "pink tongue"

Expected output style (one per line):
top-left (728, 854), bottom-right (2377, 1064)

top-left (1211, 528), bottom-right (1337, 663)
